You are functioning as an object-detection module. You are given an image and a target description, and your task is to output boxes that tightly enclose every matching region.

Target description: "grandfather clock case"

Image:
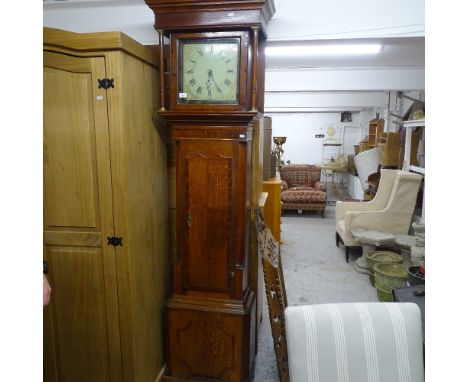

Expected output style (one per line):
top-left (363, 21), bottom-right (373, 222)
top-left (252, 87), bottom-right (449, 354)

top-left (144, 1), bottom-right (275, 381)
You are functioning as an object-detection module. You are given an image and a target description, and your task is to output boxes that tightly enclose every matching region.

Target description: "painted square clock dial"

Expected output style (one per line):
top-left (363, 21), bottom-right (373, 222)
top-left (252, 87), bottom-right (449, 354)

top-left (178, 38), bottom-right (240, 104)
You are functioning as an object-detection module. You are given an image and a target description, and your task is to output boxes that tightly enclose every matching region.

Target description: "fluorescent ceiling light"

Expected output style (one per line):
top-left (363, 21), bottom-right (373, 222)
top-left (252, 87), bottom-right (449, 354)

top-left (265, 44), bottom-right (382, 56)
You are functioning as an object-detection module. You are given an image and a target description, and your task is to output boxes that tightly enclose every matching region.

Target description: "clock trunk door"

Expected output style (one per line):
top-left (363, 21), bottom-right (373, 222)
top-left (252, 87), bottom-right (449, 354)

top-left (176, 138), bottom-right (247, 298)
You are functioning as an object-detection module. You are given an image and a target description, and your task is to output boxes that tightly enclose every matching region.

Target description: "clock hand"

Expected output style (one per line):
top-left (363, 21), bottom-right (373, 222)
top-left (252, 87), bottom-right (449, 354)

top-left (206, 70), bottom-right (214, 97)
top-left (206, 69), bottom-right (213, 86)
top-left (207, 69), bottom-right (222, 93)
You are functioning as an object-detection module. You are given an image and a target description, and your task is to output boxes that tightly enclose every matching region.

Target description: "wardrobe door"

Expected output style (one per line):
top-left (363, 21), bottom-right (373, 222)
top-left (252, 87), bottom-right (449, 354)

top-left (43, 51), bottom-right (121, 382)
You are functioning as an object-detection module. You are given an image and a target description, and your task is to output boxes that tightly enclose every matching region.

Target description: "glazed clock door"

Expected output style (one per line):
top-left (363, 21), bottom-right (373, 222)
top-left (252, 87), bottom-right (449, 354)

top-left (176, 136), bottom-right (249, 299)
top-left (170, 31), bottom-right (250, 111)
top-left (179, 38), bottom-right (240, 103)
top-left (43, 51), bottom-right (122, 382)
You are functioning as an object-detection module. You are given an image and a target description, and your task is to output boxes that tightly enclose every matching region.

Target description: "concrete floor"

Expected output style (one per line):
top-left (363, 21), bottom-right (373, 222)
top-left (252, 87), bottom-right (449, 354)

top-left (253, 205), bottom-right (379, 382)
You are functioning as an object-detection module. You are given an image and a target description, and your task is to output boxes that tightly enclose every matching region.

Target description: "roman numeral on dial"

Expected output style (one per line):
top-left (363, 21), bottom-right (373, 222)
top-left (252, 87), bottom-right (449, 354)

top-left (196, 86), bottom-right (203, 94)
top-left (189, 79), bottom-right (196, 86)
top-left (224, 79), bottom-right (232, 86)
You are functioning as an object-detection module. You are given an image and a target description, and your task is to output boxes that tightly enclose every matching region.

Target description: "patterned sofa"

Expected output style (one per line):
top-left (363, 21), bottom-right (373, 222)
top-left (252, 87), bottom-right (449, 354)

top-left (280, 164), bottom-right (327, 217)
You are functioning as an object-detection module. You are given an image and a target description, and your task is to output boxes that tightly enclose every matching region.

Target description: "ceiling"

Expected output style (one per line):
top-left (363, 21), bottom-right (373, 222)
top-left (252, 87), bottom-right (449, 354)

top-left (266, 0), bottom-right (424, 70)
top-left (266, 37), bottom-right (424, 70)
top-left (268, 0), bottom-right (424, 41)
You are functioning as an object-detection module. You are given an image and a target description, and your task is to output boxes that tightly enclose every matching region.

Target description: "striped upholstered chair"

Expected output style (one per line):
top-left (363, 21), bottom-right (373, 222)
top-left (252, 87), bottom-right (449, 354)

top-left (285, 302), bottom-right (424, 382)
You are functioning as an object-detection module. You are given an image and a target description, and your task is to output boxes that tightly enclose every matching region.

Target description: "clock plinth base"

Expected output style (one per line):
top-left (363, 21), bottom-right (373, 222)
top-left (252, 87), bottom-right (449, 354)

top-left (164, 291), bottom-right (256, 382)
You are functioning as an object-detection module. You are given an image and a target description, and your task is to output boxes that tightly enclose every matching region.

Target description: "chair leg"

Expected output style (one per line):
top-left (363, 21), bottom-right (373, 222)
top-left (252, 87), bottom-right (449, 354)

top-left (335, 232), bottom-right (340, 247)
top-left (321, 208), bottom-right (325, 218)
top-left (346, 246), bottom-right (350, 263)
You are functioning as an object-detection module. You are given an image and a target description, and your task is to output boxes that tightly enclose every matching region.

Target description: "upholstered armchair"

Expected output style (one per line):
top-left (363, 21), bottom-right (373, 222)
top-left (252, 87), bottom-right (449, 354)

top-left (335, 169), bottom-right (423, 262)
top-left (280, 164), bottom-right (327, 217)
top-left (285, 302), bottom-right (424, 382)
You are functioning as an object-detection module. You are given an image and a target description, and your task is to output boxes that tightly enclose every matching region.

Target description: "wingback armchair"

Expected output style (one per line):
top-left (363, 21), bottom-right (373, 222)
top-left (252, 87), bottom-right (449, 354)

top-left (335, 169), bottom-right (423, 262)
top-left (280, 164), bottom-right (327, 217)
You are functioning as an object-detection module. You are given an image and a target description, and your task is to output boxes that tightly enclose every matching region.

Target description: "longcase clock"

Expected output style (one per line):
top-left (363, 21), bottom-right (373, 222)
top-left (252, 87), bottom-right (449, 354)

top-left (144, 1), bottom-right (275, 381)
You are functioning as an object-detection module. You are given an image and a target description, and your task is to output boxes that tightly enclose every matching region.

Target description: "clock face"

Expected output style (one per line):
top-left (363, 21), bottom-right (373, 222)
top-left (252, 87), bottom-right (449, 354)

top-left (179, 39), bottom-right (240, 104)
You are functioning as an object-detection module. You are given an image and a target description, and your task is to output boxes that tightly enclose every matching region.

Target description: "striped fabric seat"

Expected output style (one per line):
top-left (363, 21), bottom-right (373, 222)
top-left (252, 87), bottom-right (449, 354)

top-left (285, 303), bottom-right (424, 382)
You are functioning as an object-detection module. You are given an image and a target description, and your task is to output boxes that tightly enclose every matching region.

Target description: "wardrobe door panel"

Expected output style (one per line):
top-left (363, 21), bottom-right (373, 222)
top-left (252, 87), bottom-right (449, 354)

top-left (43, 51), bottom-right (121, 382)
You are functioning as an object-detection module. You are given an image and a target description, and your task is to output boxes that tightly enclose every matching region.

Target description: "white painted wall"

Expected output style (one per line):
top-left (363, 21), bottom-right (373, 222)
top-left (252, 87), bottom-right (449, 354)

top-left (267, 112), bottom-right (367, 165)
top-left (266, 88), bottom-right (424, 170)
top-left (264, 88), bottom-right (424, 166)
top-left (43, 1), bottom-right (157, 45)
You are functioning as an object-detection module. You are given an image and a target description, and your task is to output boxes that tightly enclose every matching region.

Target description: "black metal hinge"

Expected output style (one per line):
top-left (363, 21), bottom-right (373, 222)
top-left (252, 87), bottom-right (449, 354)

top-left (98, 78), bottom-right (115, 89)
top-left (107, 236), bottom-right (123, 246)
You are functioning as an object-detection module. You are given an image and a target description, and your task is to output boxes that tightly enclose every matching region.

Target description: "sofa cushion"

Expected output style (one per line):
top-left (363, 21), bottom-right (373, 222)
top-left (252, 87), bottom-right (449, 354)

top-left (282, 187), bottom-right (326, 203)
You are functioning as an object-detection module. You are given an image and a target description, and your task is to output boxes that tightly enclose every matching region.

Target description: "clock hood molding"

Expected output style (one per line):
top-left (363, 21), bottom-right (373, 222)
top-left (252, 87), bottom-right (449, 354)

top-left (144, 0), bottom-right (275, 36)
